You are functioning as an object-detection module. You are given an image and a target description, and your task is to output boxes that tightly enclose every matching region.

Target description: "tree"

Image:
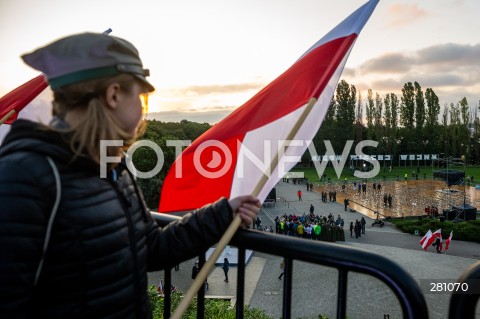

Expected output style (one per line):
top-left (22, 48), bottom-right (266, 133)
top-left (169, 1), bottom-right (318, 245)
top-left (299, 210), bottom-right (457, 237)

top-left (384, 93), bottom-right (392, 131)
top-left (400, 82), bottom-right (415, 129)
top-left (414, 82), bottom-right (425, 130)
top-left (472, 100), bottom-right (480, 164)
top-left (374, 92), bottom-right (384, 153)
top-left (400, 82), bottom-right (416, 156)
top-left (312, 97), bottom-right (336, 157)
top-left (390, 93), bottom-right (399, 131)
top-left (355, 90), bottom-right (364, 144)
top-left (424, 88), bottom-right (441, 155)
top-left (335, 80), bottom-right (356, 149)
top-left (458, 97), bottom-right (470, 160)
top-left (133, 120), bottom-right (212, 209)
top-left (425, 88), bottom-right (440, 127)
top-left (366, 89), bottom-right (375, 139)
top-left (387, 93), bottom-right (400, 164)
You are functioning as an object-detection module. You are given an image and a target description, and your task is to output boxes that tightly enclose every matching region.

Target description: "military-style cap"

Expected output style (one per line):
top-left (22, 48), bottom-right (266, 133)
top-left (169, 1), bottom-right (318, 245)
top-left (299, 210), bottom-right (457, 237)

top-left (21, 32), bottom-right (155, 92)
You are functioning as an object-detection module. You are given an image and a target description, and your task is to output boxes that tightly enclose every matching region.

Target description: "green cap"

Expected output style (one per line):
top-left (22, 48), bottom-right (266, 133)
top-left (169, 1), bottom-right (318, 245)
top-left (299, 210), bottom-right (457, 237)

top-left (21, 32), bottom-right (155, 92)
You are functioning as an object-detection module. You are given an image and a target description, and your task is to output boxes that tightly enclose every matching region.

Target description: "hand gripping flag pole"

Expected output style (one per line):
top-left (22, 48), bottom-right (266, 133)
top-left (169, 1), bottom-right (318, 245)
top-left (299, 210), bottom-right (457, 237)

top-left (169, 1), bottom-right (379, 317)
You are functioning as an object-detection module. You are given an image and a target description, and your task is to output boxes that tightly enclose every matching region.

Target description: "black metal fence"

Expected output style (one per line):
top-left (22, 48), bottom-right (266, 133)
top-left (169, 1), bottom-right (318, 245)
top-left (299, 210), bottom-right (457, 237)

top-left (151, 213), bottom-right (479, 319)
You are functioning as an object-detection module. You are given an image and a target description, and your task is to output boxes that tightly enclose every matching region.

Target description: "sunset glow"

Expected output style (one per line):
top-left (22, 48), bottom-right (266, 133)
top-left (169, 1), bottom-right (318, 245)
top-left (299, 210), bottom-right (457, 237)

top-left (1, 0), bottom-right (479, 125)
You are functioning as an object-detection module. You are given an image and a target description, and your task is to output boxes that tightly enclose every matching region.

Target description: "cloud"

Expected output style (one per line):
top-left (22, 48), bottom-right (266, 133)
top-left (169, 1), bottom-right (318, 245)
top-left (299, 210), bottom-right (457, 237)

top-left (344, 41), bottom-right (480, 108)
top-left (147, 109), bottom-right (233, 124)
top-left (416, 43), bottom-right (480, 66)
top-left (362, 43), bottom-right (480, 74)
top-left (359, 52), bottom-right (413, 74)
top-left (386, 4), bottom-right (428, 27)
top-left (168, 105), bottom-right (237, 113)
top-left (356, 42), bottom-right (480, 89)
top-left (165, 82), bottom-right (264, 96)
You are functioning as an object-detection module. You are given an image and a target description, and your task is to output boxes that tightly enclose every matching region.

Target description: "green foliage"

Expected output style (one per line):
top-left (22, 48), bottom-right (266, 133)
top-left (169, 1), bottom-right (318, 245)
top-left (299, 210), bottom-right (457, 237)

top-left (390, 219), bottom-right (480, 243)
top-left (414, 81), bottom-right (425, 130)
top-left (147, 286), bottom-right (272, 319)
top-left (132, 120), bottom-right (211, 210)
top-left (400, 82), bottom-right (415, 129)
top-left (292, 166), bottom-right (480, 184)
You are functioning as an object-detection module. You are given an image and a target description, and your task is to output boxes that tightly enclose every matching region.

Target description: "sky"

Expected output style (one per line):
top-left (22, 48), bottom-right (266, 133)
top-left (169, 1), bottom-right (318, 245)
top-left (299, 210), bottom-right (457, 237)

top-left (1, 0), bottom-right (479, 129)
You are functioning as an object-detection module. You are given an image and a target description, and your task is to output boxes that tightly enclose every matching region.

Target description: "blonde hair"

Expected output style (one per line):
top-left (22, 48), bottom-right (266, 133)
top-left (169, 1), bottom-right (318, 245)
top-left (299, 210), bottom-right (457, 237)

top-left (51, 74), bottom-right (147, 167)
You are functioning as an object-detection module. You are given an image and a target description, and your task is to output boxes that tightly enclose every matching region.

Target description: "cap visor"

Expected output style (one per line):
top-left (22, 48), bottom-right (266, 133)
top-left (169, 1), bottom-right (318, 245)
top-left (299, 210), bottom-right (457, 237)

top-left (134, 75), bottom-right (155, 92)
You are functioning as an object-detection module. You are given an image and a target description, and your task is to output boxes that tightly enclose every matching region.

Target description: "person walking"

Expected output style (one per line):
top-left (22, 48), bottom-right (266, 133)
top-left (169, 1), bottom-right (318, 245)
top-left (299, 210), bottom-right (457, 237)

top-left (278, 259), bottom-right (285, 280)
top-left (191, 261), bottom-right (199, 279)
top-left (349, 222), bottom-right (354, 238)
top-left (344, 198), bottom-right (349, 211)
top-left (0, 32), bottom-right (261, 318)
top-left (222, 258), bottom-right (230, 282)
top-left (361, 217), bottom-right (366, 234)
top-left (297, 189), bottom-right (302, 201)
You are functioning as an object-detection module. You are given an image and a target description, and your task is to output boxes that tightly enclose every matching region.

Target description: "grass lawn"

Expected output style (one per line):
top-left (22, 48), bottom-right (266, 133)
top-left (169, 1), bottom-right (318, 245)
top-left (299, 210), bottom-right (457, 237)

top-left (291, 165), bottom-right (480, 184)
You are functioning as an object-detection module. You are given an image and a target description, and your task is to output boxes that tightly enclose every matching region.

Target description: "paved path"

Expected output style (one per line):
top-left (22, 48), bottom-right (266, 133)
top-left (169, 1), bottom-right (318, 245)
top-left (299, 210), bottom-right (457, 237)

top-left (148, 181), bottom-right (480, 318)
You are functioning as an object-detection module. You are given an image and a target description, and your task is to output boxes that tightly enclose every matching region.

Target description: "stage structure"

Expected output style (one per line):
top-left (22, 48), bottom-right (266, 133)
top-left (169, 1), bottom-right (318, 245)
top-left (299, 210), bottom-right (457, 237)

top-left (432, 157), bottom-right (476, 221)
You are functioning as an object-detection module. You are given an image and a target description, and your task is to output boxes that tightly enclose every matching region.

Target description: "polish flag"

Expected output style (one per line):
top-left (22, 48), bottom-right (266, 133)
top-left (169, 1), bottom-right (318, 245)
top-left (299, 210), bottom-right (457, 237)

top-left (420, 229), bottom-right (432, 251)
top-left (424, 228), bottom-right (442, 251)
top-left (444, 230), bottom-right (453, 251)
top-left (0, 74), bottom-right (48, 125)
top-left (159, 0), bottom-right (379, 212)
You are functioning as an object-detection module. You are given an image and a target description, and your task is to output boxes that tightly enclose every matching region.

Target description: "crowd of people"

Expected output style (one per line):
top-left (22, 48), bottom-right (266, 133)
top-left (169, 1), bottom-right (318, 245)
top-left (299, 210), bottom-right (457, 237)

top-left (271, 212), bottom-right (345, 242)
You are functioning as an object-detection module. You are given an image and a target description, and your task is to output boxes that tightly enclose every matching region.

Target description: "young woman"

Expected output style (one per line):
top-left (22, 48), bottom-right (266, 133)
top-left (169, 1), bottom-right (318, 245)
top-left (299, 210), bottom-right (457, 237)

top-left (0, 32), bottom-right (260, 318)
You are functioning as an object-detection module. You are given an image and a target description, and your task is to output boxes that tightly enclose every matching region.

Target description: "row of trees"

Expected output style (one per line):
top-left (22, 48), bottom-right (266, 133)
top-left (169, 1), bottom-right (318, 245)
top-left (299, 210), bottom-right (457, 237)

top-left (310, 79), bottom-right (480, 166)
top-left (133, 80), bottom-right (479, 208)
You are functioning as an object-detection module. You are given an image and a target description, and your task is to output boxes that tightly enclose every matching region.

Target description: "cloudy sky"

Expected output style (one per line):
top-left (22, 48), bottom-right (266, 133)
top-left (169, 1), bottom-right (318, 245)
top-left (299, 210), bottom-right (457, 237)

top-left (1, 0), bottom-right (479, 127)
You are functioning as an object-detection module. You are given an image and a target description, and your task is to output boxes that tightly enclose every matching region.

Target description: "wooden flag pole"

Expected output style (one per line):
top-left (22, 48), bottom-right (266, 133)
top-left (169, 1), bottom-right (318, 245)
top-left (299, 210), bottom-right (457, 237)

top-left (0, 110), bottom-right (16, 126)
top-left (172, 97), bottom-right (318, 319)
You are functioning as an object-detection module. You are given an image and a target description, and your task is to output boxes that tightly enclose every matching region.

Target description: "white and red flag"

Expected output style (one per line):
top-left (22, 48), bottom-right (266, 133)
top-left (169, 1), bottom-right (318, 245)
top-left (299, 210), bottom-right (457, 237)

top-left (420, 229), bottom-right (432, 251)
top-left (424, 228), bottom-right (442, 251)
top-left (444, 230), bottom-right (453, 251)
top-left (159, 0), bottom-right (379, 212)
top-left (0, 74), bottom-right (48, 125)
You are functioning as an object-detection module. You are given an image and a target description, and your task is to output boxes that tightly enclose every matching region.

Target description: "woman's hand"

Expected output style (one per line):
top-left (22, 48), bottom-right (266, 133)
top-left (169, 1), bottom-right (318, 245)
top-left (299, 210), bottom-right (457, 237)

top-left (228, 195), bottom-right (261, 227)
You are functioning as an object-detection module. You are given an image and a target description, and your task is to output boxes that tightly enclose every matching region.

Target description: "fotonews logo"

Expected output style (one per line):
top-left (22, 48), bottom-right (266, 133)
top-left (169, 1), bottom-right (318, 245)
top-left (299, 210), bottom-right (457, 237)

top-left (99, 139), bottom-right (381, 180)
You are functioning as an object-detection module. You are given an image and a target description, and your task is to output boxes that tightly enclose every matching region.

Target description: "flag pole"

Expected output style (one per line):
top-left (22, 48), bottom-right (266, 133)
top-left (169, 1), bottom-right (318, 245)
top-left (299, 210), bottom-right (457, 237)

top-left (0, 110), bottom-right (16, 126)
top-left (171, 96), bottom-right (318, 319)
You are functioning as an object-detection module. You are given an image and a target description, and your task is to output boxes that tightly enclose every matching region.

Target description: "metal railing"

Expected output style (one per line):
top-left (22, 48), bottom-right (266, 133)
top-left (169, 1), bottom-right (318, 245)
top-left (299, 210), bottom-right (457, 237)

top-left (151, 213), bottom-right (478, 319)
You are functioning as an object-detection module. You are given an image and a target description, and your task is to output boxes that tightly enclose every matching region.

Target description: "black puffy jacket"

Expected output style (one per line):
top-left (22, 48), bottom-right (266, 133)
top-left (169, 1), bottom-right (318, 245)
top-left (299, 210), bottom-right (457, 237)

top-left (0, 120), bottom-right (233, 318)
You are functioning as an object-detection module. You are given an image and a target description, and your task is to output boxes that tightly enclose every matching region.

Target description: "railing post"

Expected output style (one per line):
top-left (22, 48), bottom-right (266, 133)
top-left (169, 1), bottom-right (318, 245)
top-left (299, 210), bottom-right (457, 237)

top-left (282, 258), bottom-right (293, 319)
top-left (236, 248), bottom-right (246, 319)
top-left (164, 268), bottom-right (172, 319)
top-left (337, 269), bottom-right (348, 319)
top-left (196, 254), bottom-right (206, 319)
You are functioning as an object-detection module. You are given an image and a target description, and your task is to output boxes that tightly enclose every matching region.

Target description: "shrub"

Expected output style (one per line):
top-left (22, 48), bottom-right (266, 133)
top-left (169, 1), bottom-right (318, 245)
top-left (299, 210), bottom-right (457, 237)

top-left (390, 219), bottom-right (480, 243)
top-left (147, 286), bottom-right (272, 319)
